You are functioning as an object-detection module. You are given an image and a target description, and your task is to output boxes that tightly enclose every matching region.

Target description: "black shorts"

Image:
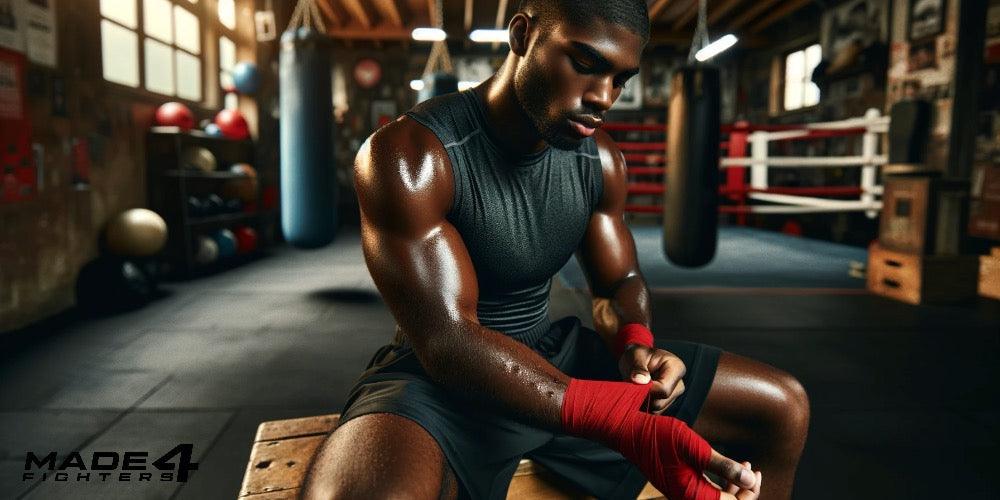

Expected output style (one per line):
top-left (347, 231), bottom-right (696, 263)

top-left (339, 317), bottom-right (722, 500)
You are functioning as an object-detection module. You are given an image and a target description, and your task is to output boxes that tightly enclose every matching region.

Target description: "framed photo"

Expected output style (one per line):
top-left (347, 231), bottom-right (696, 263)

top-left (908, 0), bottom-right (946, 41)
top-left (612, 73), bottom-right (642, 110)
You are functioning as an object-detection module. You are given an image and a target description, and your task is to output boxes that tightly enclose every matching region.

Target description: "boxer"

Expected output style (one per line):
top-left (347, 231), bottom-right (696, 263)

top-left (303, 1), bottom-right (809, 498)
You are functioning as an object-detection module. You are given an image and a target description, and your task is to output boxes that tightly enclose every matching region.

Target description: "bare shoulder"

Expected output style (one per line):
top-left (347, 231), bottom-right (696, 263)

top-left (354, 116), bottom-right (454, 231)
top-left (591, 128), bottom-right (628, 205)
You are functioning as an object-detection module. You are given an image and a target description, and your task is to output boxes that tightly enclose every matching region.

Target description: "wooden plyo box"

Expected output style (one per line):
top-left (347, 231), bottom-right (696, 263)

top-left (867, 243), bottom-right (979, 305)
top-left (879, 175), bottom-right (969, 255)
top-left (979, 248), bottom-right (1000, 301)
top-left (239, 414), bottom-right (666, 500)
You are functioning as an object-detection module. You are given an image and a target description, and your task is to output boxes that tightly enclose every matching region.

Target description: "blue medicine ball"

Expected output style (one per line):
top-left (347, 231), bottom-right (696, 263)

top-left (232, 62), bottom-right (260, 94)
top-left (204, 123), bottom-right (224, 137)
top-left (213, 229), bottom-right (238, 257)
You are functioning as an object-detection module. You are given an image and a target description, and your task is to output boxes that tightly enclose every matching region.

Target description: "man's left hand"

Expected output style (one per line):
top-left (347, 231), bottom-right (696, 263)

top-left (618, 346), bottom-right (687, 414)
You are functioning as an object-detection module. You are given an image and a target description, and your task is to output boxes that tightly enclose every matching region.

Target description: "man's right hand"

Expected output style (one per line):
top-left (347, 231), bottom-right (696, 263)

top-left (714, 459), bottom-right (762, 500)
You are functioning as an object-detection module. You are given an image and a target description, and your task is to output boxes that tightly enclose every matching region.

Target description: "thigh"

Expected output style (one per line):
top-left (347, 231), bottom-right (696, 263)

top-left (302, 413), bottom-right (457, 500)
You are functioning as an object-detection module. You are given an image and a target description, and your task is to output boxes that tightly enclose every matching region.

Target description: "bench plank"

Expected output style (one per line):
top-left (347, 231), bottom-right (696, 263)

top-left (239, 414), bottom-right (666, 499)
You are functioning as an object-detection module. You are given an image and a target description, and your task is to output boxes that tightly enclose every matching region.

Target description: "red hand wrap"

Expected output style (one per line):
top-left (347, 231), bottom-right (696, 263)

top-left (562, 378), bottom-right (719, 500)
top-left (614, 323), bottom-right (655, 359)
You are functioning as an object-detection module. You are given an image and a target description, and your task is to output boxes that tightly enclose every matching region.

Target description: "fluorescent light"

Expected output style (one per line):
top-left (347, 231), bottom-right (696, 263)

top-left (469, 29), bottom-right (508, 43)
top-left (457, 81), bottom-right (479, 91)
top-left (694, 34), bottom-right (738, 62)
top-left (409, 79), bottom-right (425, 91)
top-left (411, 27), bottom-right (446, 41)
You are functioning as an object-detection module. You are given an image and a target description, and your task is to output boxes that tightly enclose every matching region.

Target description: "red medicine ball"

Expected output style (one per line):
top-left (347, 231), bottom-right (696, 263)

top-left (215, 109), bottom-right (250, 140)
top-left (155, 102), bottom-right (195, 131)
top-left (233, 226), bottom-right (258, 254)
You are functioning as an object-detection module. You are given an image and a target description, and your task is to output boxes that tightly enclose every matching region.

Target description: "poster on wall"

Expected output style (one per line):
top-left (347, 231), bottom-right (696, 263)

top-left (22, 0), bottom-right (56, 67)
top-left (370, 100), bottom-right (396, 131)
top-left (0, 0), bottom-right (23, 52)
top-left (908, 0), bottom-right (946, 41)
top-left (821, 0), bottom-right (888, 65)
top-left (0, 48), bottom-right (34, 203)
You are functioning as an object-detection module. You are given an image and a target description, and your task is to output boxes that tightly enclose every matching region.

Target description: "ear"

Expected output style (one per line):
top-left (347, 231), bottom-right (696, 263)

top-left (508, 13), bottom-right (532, 56)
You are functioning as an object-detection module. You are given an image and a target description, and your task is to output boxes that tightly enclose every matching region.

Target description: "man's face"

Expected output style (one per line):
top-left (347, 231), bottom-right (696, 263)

top-left (513, 18), bottom-right (643, 150)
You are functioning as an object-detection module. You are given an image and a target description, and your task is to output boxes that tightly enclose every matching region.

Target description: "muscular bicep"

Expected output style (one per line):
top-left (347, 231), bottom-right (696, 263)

top-left (576, 132), bottom-right (642, 298)
top-left (354, 125), bottom-right (480, 351)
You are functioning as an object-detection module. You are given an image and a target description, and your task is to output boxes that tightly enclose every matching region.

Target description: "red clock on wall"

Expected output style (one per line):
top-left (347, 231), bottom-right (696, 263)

top-left (353, 58), bottom-right (382, 90)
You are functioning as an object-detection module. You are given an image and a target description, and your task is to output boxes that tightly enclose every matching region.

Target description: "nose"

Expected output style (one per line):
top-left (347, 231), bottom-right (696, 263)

top-left (582, 76), bottom-right (615, 113)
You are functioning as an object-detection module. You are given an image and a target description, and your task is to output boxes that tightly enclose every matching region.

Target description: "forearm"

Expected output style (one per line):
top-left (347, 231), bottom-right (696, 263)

top-left (592, 273), bottom-right (651, 350)
top-left (405, 319), bottom-right (569, 430)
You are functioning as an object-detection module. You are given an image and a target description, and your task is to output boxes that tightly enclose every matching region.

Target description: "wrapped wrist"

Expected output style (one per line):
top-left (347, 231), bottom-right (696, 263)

top-left (614, 323), bottom-right (654, 359)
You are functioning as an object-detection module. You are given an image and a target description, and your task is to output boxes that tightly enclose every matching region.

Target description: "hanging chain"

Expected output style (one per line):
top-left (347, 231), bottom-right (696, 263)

top-left (286, 0), bottom-right (326, 33)
top-left (688, 0), bottom-right (710, 62)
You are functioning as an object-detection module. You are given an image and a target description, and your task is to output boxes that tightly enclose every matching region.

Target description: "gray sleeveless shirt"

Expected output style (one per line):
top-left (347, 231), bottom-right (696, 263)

top-left (405, 89), bottom-right (604, 339)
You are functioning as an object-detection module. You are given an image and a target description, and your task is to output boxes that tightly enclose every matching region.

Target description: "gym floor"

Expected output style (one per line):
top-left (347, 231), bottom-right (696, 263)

top-left (2, 226), bottom-right (998, 500)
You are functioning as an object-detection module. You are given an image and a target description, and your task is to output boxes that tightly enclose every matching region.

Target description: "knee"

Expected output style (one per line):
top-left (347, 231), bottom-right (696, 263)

top-left (767, 371), bottom-right (811, 443)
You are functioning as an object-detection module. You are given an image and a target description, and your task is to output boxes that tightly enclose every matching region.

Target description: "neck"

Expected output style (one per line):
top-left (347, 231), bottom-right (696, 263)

top-left (473, 56), bottom-right (549, 157)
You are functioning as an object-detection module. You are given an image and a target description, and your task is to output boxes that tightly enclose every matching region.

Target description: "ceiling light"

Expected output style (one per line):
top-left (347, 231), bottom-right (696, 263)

top-left (694, 34), bottom-right (738, 62)
top-left (409, 79), bottom-right (425, 91)
top-left (411, 27), bottom-right (446, 41)
top-left (469, 29), bottom-right (508, 43)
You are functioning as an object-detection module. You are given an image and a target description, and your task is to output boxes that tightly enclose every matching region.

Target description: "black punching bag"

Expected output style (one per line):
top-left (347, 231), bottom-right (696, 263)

top-left (663, 66), bottom-right (720, 267)
top-left (280, 27), bottom-right (337, 249)
top-left (418, 71), bottom-right (459, 103)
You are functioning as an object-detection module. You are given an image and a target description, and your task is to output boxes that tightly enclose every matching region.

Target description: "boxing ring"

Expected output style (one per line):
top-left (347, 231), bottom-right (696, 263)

top-left (605, 109), bottom-right (890, 222)
top-left (557, 112), bottom-right (888, 291)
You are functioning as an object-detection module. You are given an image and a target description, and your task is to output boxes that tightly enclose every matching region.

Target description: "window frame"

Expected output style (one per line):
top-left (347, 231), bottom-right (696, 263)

top-left (215, 0), bottom-right (240, 104)
top-left (98, 0), bottom-right (206, 107)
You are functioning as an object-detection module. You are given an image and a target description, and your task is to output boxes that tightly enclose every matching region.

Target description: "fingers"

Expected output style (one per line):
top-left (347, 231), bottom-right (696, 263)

top-left (725, 462), bottom-right (750, 494)
top-left (719, 462), bottom-right (761, 500)
top-left (619, 346), bottom-right (652, 384)
top-left (649, 379), bottom-right (684, 414)
top-left (647, 351), bottom-right (686, 396)
top-left (707, 450), bottom-right (756, 491)
top-left (736, 471), bottom-right (761, 500)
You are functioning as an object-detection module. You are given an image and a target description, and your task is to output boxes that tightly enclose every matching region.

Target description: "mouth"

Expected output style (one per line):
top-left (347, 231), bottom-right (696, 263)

top-left (568, 116), bottom-right (602, 137)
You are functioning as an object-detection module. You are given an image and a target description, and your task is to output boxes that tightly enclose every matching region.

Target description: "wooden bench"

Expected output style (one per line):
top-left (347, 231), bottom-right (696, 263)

top-left (239, 414), bottom-right (666, 499)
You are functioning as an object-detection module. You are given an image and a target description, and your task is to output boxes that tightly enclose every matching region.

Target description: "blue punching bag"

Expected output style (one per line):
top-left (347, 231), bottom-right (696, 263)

top-left (280, 27), bottom-right (337, 248)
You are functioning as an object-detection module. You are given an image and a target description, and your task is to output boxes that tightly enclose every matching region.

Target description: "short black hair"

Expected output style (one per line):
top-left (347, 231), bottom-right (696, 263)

top-left (517, 0), bottom-right (650, 44)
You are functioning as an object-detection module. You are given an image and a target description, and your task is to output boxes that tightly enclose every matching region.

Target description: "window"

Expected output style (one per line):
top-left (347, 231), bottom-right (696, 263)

top-left (100, 0), bottom-right (202, 101)
top-left (783, 44), bottom-right (821, 111)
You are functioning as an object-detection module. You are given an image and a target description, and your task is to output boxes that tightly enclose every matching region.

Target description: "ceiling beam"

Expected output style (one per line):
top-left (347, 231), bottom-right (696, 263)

top-left (372, 0), bottom-right (403, 28)
top-left (649, 0), bottom-right (672, 21)
top-left (464, 0), bottom-right (474, 31)
top-left (326, 26), bottom-right (413, 40)
top-left (708, 0), bottom-right (746, 25)
top-left (648, 29), bottom-right (767, 47)
top-left (726, 0), bottom-right (781, 31)
top-left (315, 0), bottom-right (340, 28)
top-left (494, 0), bottom-right (509, 29)
top-left (747, 0), bottom-right (811, 34)
top-left (341, 0), bottom-right (371, 29)
top-left (671, 0), bottom-right (698, 32)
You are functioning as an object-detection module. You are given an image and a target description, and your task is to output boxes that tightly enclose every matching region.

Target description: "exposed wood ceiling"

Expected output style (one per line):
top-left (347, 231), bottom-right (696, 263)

top-left (312, 0), bottom-right (816, 47)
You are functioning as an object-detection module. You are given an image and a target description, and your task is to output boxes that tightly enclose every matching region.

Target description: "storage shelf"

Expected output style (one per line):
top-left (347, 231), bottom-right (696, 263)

top-left (186, 211), bottom-right (261, 226)
top-left (163, 169), bottom-right (248, 179)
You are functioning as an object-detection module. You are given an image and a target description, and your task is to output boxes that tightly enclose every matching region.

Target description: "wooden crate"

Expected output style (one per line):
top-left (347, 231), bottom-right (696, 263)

top-left (979, 248), bottom-right (1000, 301)
top-left (867, 242), bottom-right (979, 305)
top-left (239, 414), bottom-right (666, 500)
